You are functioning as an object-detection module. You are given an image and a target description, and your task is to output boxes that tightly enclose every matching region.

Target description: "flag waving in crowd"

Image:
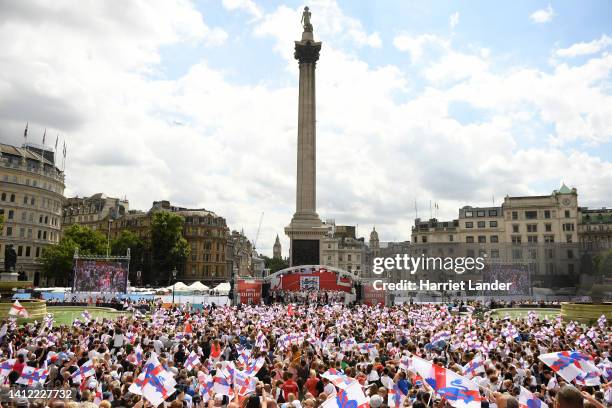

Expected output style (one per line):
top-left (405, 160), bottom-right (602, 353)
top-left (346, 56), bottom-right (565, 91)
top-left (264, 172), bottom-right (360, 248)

top-left (9, 300), bottom-right (29, 318)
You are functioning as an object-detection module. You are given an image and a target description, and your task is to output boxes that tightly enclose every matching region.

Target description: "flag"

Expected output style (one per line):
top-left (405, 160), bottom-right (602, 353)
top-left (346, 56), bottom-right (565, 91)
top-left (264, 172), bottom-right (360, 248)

top-left (322, 368), bottom-right (356, 389)
top-left (213, 370), bottom-right (233, 397)
top-left (134, 344), bottom-right (144, 365)
top-left (42, 129), bottom-right (46, 145)
top-left (0, 359), bottom-right (16, 378)
top-left (71, 360), bottom-right (95, 384)
top-left (17, 366), bottom-right (48, 386)
top-left (538, 351), bottom-right (595, 382)
top-left (24, 122), bottom-right (28, 141)
top-left (597, 314), bottom-right (607, 330)
top-left (198, 372), bottom-right (214, 401)
top-left (234, 369), bottom-right (257, 396)
top-left (9, 300), bottom-right (30, 318)
top-left (244, 357), bottom-right (265, 377)
top-left (94, 381), bottom-right (104, 405)
top-left (413, 356), bottom-right (483, 408)
top-left (321, 381), bottom-right (369, 408)
top-left (129, 353), bottom-right (176, 406)
top-left (399, 355), bottom-right (413, 372)
top-left (185, 351), bottom-right (201, 371)
top-left (574, 370), bottom-right (601, 386)
top-left (519, 386), bottom-right (548, 408)
top-left (431, 331), bottom-right (451, 346)
top-left (462, 355), bottom-right (485, 379)
top-left (388, 381), bottom-right (407, 408)
top-left (357, 343), bottom-right (376, 354)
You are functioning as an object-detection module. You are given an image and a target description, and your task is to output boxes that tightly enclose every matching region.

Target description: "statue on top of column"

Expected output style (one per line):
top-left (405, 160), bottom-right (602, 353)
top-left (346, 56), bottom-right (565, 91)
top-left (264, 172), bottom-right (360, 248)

top-left (301, 6), bottom-right (313, 32)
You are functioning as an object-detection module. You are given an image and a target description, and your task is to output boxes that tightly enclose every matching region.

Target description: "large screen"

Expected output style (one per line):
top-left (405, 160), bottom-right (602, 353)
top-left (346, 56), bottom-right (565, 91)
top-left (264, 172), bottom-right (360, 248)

top-left (72, 259), bottom-right (129, 293)
top-left (292, 239), bottom-right (320, 266)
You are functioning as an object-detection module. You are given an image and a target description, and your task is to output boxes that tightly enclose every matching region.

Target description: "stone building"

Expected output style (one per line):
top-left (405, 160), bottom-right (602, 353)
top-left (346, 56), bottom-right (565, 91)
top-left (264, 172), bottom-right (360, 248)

top-left (63, 193), bottom-right (128, 228)
top-left (273, 235), bottom-right (282, 259)
top-left (228, 230), bottom-right (253, 277)
top-left (579, 207), bottom-right (612, 254)
top-left (0, 142), bottom-right (65, 284)
top-left (410, 185), bottom-right (582, 289)
top-left (320, 220), bottom-right (367, 275)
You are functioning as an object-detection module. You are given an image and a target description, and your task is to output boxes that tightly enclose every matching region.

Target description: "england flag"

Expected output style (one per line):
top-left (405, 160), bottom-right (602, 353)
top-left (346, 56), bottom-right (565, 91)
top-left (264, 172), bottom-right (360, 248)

top-left (9, 300), bottom-right (29, 318)
top-left (322, 368), bottom-right (356, 389)
top-left (0, 359), bottom-right (16, 378)
top-left (388, 381), bottom-right (407, 408)
top-left (321, 381), bottom-right (369, 408)
top-left (413, 356), bottom-right (483, 408)
top-left (213, 369), bottom-right (234, 397)
top-left (185, 350), bottom-right (201, 371)
top-left (462, 355), bottom-right (485, 379)
top-left (17, 366), bottom-right (48, 386)
top-left (234, 369), bottom-right (257, 396)
top-left (244, 357), bottom-right (265, 377)
top-left (70, 360), bottom-right (95, 383)
top-left (128, 353), bottom-right (176, 406)
top-left (538, 351), bottom-right (596, 382)
top-left (519, 386), bottom-right (548, 408)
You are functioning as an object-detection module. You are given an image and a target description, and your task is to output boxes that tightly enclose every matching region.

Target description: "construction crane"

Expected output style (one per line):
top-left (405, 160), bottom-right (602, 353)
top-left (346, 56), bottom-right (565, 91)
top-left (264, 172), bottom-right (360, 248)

top-left (252, 212), bottom-right (264, 252)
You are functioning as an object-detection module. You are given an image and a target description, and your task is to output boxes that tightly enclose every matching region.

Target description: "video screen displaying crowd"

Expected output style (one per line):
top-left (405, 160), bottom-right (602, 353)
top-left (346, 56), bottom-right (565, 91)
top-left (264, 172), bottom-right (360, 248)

top-left (0, 301), bottom-right (610, 408)
top-left (72, 261), bottom-right (129, 294)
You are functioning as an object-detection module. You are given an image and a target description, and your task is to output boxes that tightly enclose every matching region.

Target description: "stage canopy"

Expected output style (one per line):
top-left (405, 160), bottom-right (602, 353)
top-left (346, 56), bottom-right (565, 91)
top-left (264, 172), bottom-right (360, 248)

top-left (265, 265), bottom-right (360, 293)
top-left (165, 282), bottom-right (190, 292)
top-left (212, 282), bottom-right (231, 295)
top-left (188, 281), bottom-right (210, 292)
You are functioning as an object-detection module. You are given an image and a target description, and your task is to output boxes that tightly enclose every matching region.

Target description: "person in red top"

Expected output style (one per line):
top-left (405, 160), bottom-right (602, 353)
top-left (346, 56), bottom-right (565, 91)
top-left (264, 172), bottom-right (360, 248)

top-left (12, 354), bottom-right (26, 376)
top-left (281, 371), bottom-right (299, 401)
top-left (304, 369), bottom-right (321, 397)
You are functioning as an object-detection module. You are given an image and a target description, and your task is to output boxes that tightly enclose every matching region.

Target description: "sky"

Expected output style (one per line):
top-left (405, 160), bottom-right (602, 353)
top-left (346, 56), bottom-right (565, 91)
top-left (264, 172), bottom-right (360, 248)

top-left (0, 0), bottom-right (611, 257)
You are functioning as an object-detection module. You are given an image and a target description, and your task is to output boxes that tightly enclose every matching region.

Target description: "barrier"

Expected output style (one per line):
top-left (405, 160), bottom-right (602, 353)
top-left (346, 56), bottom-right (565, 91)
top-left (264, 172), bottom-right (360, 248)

top-left (560, 302), bottom-right (612, 324)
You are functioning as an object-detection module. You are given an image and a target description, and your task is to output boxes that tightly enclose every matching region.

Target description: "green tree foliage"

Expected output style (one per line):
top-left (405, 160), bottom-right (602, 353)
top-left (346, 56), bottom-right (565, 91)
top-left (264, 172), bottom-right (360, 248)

top-left (41, 224), bottom-right (107, 285)
top-left (594, 249), bottom-right (612, 277)
top-left (263, 256), bottom-right (289, 273)
top-left (111, 230), bottom-right (150, 284)
top-left (151, 211), bottom-right (190, 284)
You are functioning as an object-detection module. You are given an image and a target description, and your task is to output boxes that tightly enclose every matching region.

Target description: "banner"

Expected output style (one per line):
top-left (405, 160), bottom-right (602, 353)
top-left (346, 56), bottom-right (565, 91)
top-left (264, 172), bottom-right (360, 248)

top-left (237, 280), bottom-right (262, 304)
top-left (363, 283), bottom-right (386, 306)
top-left (300, 276), bottom-right (320, 291)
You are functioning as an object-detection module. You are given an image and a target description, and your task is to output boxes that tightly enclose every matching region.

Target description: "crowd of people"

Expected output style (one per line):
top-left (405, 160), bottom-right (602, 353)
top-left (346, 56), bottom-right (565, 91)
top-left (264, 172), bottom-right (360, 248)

top-left (0, 300), bottom-right (609, 408)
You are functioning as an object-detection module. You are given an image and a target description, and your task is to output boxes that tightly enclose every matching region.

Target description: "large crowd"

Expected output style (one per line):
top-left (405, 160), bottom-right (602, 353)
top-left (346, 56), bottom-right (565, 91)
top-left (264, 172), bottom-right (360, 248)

top-left (0, 300), bottom-right (610, 408)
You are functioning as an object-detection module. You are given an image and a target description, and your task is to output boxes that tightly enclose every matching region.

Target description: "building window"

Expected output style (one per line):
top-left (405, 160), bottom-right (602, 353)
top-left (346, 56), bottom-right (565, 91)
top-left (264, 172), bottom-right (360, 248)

top-left (512, 224), bottom-right (519, 233)
top-left (567, 249), bottom-right (573, 259)
top-left (566, 234), bottom-right (573, 243)
top-left (490, 235), bottom-right (499, 243)
top-left (10, 194), bottom-right (15, 202)
top-left (17, 246), bottom-right (23, 256)
top-left (490, 249), bottom-right (500, 258)
top-left (466, 236), bottom-right (474, 243)
top-left (23, 196), bottom-right (28, 204)
top-left (562, 223), bottom-right (574, 231)
top-left (478, 236), bottom-right (486, 243)
top-left (477, 221), bottom-right (485, 228)
top-left (8, 210), bottom-right (13, 219)
top-left (527, 235), bottom-right (538, 244)
top-left (19, 228), bottom-right (25, 238)
top-left (421, 236), bottom-right (427, 243)
top-left (525, 211), bottom-right (537, 220)
top-left (512, 211), bottom-right (518, 220)
top-left (511, 236), bottom-right (522, 244)
top-left (568, 264), bottom-right (575, 274)
top-left (449, 235), bottom-right (454, 242)
top-left (544, 210), bottom-right (551, 219)
top-left (477, 211), bottom-right (485, 217)
top-left (528, 248), bottom-right (537, 259)
top-left (347, 254), bottom-right (351, 261)
top-left (466, 249), bottom-right (475, 258)
top-left (465, 211), bottom-right (473, 218)
top-left (0, 193), bottom-right (4, 201)
top-left (527, 224), bottom-right (537, 233)
top-left (490, 221), bottom-right (498, 227)
top-left (25, 247), bottom-right (30, 257)
top-left (545, 223), bottom-right (552, 232)
top-left (546, 248), bottom-right (554, 259)
top-left (6, 227), bottom-right (12, 236)
top-left (512, 249), bottom-right (522, 259)
top-left (544, 235), bottom-right (555, 243)
top-left (465, 222), bottom-right (473, 228)
top-left (35, 247), bottom-right (40, 257)
top-left (489, 210), bottom-right (498, 217)
top-left (565, 210), bottom-right (570, 218)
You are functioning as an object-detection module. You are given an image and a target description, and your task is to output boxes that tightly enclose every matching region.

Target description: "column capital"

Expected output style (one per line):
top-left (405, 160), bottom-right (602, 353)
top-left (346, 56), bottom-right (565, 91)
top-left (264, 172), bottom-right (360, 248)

top-left (294, 40), bottom-right (321, 64)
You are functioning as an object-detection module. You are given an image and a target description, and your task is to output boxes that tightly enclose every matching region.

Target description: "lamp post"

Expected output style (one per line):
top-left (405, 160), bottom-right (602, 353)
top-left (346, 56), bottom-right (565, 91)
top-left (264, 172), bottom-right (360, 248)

top-left (172, 267), bottom-right (178, 305)
top-left (106, 218), bottom-right (113, 258)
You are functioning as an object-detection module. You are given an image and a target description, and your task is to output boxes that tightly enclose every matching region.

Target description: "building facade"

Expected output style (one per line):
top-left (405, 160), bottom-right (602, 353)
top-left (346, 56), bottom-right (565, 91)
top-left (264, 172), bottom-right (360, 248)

top-left (273, 235), bottom-right (282, 259)
top-left (579, 208), bottom-right (612, 254)
top-left (320, 220), bottom-right (367, 275)
top-left (0, 142), bottom-right (65, 283)
top-left (63, 193), bottom-right (129, 228)
top-left (410, 185), bottom-right (582, 289)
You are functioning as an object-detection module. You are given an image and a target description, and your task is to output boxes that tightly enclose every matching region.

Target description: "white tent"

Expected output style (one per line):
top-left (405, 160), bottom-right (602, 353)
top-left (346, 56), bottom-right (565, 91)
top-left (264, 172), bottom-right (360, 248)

top-left (165, 282), bottom-right (190, 292)
top-left (188, 281), bottom-right (210, 292)
top-left (212, 282), bottom-right (231, 295)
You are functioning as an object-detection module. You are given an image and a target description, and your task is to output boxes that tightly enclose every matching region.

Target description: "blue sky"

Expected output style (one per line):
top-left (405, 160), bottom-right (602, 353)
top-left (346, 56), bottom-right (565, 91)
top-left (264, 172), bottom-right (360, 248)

top-left (1, 0), bottom-right (611, 254)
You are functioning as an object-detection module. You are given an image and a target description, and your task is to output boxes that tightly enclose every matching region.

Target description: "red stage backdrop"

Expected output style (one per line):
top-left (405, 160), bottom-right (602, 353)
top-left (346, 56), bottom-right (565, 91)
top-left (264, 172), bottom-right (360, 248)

top-left (237, 279), bottom-right (262, 304)
top-left (271, 267), bottom-right (353, 293)
top-left (363, 283), bottom-right (386, 306)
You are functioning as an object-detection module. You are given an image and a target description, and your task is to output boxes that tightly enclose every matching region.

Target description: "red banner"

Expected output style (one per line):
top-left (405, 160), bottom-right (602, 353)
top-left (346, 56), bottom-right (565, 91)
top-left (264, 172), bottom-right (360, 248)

top-left (272, 268), bottom-right (353, 293)
top-left (363, 283), bottom-right (386, 306)
top-left (237, 280), bottom-right (262, 304)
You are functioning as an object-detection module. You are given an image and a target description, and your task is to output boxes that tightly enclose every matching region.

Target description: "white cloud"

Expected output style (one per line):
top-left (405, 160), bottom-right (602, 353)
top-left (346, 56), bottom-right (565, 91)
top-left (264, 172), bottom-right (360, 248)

top-left (556, 34), bottom-right (612, 57)
top-left (0, 0), bottom-right (611, 258)
top-left (393, 33), bottom-right (449, 63)
top-left (530, 4), bottom-right (555, 23)
top-left (222, 0), bottom-right (262, 19)
top-left (449, 12), bottom-right (460, 29)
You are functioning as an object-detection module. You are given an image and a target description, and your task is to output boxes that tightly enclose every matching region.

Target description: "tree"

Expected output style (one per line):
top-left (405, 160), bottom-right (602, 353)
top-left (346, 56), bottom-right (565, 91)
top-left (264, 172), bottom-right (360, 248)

top-left (594, 249), bottom-right (612, 278)
top-left (263, 256), bottom-right (289, 273)
top-left (150, 211), bottom-right (190, 285)
top-left (41, 224), bottom-right (107, 285)
top-left (111, 230), bottom-right (150, 285)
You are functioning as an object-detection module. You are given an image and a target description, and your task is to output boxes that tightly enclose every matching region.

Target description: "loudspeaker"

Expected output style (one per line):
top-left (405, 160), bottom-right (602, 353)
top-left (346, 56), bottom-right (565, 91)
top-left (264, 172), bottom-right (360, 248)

top-left (355, 283), bottom-right (363, 302)
top-left (262, 282), bottom-right (271, 304)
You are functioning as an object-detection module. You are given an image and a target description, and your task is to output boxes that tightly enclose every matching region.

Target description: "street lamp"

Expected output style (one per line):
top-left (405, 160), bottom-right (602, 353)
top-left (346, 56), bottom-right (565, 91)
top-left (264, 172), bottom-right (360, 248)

top-left (106, 218), bottom-right (113, 258)
top-left (172, 267), bottom-right (178, 305)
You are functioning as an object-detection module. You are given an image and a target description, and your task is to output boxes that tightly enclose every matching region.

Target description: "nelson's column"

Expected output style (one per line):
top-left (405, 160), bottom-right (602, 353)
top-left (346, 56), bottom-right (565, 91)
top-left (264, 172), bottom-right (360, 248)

top-left (285, 7), bottom-right (328, 266)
